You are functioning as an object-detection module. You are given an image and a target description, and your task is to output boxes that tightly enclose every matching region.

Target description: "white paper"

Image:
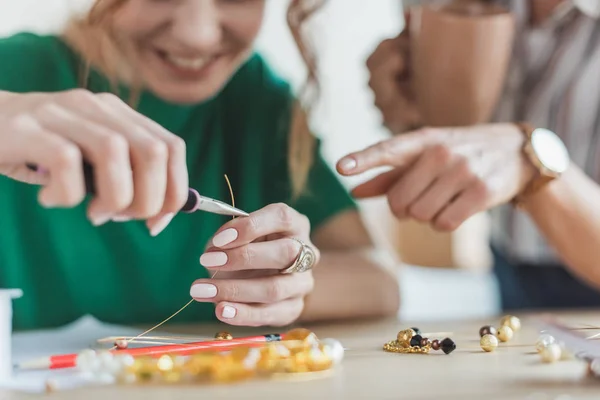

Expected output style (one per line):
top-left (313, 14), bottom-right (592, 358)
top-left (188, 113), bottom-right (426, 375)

top-left (4, 315), bottom-right (176, 393)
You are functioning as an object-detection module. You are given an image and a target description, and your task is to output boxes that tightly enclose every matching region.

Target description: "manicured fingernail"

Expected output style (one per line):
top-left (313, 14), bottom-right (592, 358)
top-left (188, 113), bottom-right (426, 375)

top-left (112, 216), bottom-right (132, 222)
top-left (213, 228), bottom-right (238, 247)
top-left (90, 213), bottom-right (111, 227)
top-left (222, 306), bottom-right (236, 319)
top-left (200, 252), bottom-right (228, 268)
top-left (150, 213), bottom-right (175, 237)
top-left (190, 283), bottom-right (217, 299)
top-left (339, 157), bottom-right (357, 172)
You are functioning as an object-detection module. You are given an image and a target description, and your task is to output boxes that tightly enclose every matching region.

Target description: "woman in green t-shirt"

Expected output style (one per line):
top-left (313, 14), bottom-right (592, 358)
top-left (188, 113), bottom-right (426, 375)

top-left (0, 0), bottom-right (400, 330)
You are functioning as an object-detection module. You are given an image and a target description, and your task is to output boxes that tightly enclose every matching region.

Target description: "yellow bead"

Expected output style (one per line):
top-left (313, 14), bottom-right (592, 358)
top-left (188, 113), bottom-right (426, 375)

top-left (307, 346), bottom-right (333, 372)
top-left (497, 326), bottom-right (513, 342)
top-left (540, 343), bottom-right (562, 363)
top-left (396, 329), bottom-right (414, 348)
top-left (480, 334), bottom-right (498, 352)
top-left (215, 331), bottom-right (233, 340)
top-left (285, 328), bottom-right (319, 347)
top-left (257, 344), bottom-right (289, 373)
top-left (184, 354), bottom-right (215, 379)
top-left (500, 315), bottom-right (521, 332)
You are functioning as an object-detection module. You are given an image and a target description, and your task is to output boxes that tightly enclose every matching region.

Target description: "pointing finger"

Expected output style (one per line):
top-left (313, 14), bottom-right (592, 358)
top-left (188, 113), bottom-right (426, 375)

top-left (337, 132), bottom-right (429, 176)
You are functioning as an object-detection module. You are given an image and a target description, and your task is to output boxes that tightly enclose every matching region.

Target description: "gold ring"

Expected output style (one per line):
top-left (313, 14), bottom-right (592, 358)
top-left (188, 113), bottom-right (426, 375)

top-left (280, 238), bottom-right (316, 274)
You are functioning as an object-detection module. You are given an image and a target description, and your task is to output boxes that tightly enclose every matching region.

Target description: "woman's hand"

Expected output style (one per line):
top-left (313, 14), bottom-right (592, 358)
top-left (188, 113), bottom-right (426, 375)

top-left (0, 89), bottom-right (188, 235)
top-left (337, 124), bottom-right (536, 231)
top-left (367, 26), bottom-right (421, 134)
top-left (191, 203), bottom-right (319, 327)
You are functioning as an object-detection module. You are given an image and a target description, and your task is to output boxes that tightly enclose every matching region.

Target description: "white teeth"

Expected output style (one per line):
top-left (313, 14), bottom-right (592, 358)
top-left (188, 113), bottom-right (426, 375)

top-left (165, 54), bottom-right (211, 70)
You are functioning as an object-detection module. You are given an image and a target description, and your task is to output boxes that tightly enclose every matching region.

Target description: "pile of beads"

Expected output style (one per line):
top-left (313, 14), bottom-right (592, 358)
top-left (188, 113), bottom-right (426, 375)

top-left (383, 328), bottom-right (456, 355)
top-left (76, 328), bottom-right (344, 385)
top-left (478, 315), bottom-right (521, 352)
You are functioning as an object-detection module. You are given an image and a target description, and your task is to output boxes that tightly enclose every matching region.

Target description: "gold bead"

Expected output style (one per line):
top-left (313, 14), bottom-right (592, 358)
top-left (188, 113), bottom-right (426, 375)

top-left (480, 334), bottom-right (499, 352)
top-left (540, 343), bottom-right (561, 363)
top-left (497, 325), bottom-right (513, 342)
top-left (215, 331), bottom-right (233, 340)
top-left (500, 315), bottom-right (521, 332)
top-left (396, 329), bottom-right (415, 348)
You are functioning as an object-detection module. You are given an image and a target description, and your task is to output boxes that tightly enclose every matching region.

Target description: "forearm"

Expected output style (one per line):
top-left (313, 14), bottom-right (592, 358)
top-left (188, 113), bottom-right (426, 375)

top-left (522, 165), bottom-right (600, 285)
top-left (299, 249), bottom-right (400, 322)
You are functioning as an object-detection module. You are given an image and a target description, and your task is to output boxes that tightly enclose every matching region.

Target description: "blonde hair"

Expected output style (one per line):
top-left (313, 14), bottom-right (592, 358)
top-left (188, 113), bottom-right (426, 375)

top-left (63, 0), bottom-right (326, 200)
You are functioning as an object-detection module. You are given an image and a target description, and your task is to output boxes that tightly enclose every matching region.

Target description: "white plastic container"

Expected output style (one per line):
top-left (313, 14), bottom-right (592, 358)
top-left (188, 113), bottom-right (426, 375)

top-left (0, 289), bottom-right (23, 383)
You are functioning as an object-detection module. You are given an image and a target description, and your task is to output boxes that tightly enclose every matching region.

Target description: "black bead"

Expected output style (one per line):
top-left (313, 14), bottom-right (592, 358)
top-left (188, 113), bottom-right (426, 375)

top-left (411, 327), bottom-right (421, 335)
top-left (440, 338), bottom-right (456, 354)
top-left (479, 326), bottom-right (497, 337)
top-left (410, 334), bottom-right (423, 347)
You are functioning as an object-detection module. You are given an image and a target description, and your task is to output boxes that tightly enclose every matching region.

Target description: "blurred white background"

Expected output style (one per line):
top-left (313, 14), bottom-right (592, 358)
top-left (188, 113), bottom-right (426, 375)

top-left (0, 0), bottom-right (499, 321)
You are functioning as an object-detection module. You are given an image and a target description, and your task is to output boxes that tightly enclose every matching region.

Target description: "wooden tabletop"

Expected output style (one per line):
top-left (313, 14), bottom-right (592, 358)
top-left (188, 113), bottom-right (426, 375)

top-left (4, 311), bottom-right (600, 399)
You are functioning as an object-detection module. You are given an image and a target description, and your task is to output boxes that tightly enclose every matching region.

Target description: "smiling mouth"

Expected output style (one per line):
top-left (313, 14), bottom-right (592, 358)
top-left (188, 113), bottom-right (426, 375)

top-left (155, 49), bottom-right (218, 74)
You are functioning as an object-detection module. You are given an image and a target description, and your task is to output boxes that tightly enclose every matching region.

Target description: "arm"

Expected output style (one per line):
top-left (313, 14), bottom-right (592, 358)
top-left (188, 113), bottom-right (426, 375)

top-left (299, 210), bottom-right (400, 322)
top-left (521, 165), bottom-right (600, 285)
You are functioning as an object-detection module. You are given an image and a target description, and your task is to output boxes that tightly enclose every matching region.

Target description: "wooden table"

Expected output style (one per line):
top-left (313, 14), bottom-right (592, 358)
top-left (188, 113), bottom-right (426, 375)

top-left (3, 312), bottom-right (600, 400)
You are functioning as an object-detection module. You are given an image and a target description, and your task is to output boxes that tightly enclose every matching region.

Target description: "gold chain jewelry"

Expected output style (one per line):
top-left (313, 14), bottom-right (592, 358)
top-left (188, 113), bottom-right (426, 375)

top-left (383, 327), bottom-right (456, 355)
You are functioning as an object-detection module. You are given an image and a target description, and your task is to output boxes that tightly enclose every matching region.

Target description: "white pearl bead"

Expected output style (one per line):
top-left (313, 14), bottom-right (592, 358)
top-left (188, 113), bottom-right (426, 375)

top-left (540, 343), bottom-right (562, 363)
top-left (76, 349), bottom-right (100, 373)
top-left (321, 338), bottom-right (345, 365)
top-left (536, 334), bottom-right (556, 353)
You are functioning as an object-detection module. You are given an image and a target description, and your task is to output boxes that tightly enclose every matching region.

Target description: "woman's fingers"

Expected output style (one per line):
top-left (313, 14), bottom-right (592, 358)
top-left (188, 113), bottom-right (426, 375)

top-left (407, 157), bottom-right (477, 223)
top-left (386, 145), bottom-right (452, 219)
top-left (209, 203), bottom-right (312, 249)
top-left (214, 298), bottom-right (305, 327)
top-left (200, 238), bottom-right (302, 272)
top-left (34, 102), bottom-right (134, 224)
top-left (190, 272), bottom-right (314, 305)
top-left (95, 93), bottom-right (189, 214)
top-left (0, 114), bottom-right (86, 206)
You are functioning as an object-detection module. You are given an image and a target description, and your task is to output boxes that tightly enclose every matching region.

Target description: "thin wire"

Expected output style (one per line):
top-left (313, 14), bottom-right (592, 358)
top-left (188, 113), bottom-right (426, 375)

top-left (210, 174), bottom-right (236, 280)
top-left (110, 299), bottom-right (195, 350)
top-left (109, 176), bottom-right (237, 350)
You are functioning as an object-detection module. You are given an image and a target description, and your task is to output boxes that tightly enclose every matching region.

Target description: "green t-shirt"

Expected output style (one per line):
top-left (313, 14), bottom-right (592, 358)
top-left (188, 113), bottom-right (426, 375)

top-left (0, 33), bottom-right (356, 331)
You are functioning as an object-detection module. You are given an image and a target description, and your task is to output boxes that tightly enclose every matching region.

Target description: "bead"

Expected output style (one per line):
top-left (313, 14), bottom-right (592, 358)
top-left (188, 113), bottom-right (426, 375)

top-left (44, 379), bottom-right (58, 393)
top-left (480, 334), bottom-right (498, 352)
top-left (285, 328), bottom-right (319, 347)
top-left (497, 326), bottom-right (513, 342)
top-left (157, 355), bottom-right (174, 372)
top-left (440, 338), bottom-right (456, 354)
top-left (115, 339), bottom-right (128, 350)
top-left (420, 338), bottom-right (429, 347)
top-left (76, 349), bottom-right (100, 373)
top-left (410, 334), bottom-right (423, 347)
top-left (307, 346), bottom-right (333, 372)
top-left (500, 315), bottom-right (521, 332)
top-left (396, 329), bottom-right (414, 348)
top-left (431, 340), bottom-right (440, 351)
top-left (321, 338), bottom-right (345, 365)
top-left (540, 343), bottom-right (561, 363)
top-left (535, 334), bottom-right (556, 353)
top-left (410, 327), bottom-right (421, 336)
top-left (589, 359), bottom-right (600, 377)
top-left (479, 326), bottom-right (497, 337)
top-left (215, 331), bottom-right (233, 340)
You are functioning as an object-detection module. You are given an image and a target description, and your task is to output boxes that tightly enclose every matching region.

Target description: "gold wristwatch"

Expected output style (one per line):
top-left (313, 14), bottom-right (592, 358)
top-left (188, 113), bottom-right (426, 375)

top-left (512, 122), bottom-right (570, 207)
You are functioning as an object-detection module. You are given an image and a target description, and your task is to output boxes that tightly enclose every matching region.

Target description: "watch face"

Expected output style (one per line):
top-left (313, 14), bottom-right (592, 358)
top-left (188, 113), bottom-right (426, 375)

top-left (531, 128), bottom-right (570, 174)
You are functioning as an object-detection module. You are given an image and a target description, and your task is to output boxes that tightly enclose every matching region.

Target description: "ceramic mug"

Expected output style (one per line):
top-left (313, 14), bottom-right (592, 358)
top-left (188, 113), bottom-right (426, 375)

top-left (408, 0), bottom-right (516, 127)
